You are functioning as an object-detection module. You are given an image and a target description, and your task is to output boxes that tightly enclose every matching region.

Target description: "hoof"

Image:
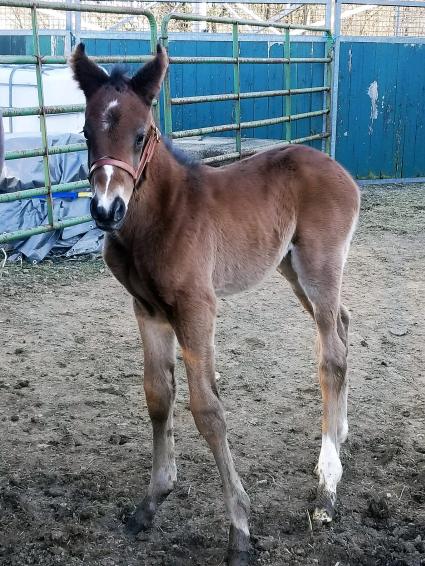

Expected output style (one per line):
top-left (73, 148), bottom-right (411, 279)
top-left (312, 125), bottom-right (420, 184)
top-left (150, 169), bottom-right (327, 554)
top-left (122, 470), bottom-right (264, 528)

top-left (314, 484), bottom-right (336, 525)
top-left (313, 506), bottom-right (333, 524)
top-left (125, 498), bottom-right (156, 535)
top-left (227, 550), bottom-right (251, 566)
top-left (227, 526), bottom-right (251, 565)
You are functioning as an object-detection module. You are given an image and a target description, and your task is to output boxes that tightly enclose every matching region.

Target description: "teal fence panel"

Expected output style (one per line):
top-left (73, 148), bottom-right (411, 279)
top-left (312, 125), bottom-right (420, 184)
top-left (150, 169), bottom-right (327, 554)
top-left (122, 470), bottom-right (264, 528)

top-left (335, 40), bottom-right (425, 179)
top-left (0, 33), bottom-right (65, 56)
top-left (2, 33), bottom-right (425, 179)
top-left (166, 37), bottom-right (327, 150)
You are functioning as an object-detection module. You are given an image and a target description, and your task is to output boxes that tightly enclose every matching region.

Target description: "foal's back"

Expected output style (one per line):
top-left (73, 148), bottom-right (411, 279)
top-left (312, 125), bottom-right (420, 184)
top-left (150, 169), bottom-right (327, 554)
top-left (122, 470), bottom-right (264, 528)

top-left (201, 144), bottom-right (360, 296)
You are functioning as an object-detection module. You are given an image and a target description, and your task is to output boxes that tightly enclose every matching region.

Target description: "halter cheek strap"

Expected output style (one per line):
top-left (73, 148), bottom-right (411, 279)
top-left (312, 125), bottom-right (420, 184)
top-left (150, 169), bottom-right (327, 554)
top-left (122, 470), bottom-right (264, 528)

top-left (88, 124), bottom-right (161, 187)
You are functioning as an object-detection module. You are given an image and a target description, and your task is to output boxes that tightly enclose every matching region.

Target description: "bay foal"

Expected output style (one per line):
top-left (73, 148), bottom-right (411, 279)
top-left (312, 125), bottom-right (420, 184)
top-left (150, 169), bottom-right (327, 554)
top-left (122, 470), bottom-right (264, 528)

top-left (71, 43), bottom-right (360, 565)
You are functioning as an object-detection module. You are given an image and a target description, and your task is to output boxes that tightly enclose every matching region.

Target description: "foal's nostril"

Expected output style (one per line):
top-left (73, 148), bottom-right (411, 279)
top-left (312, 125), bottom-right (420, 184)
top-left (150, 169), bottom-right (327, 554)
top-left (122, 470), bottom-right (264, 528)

top-left (89, 194), bottom-right (99, 219)
top-left (90, 195), bottom-right (109, 223)
top-left (111, 197), bottom-right (126, 223)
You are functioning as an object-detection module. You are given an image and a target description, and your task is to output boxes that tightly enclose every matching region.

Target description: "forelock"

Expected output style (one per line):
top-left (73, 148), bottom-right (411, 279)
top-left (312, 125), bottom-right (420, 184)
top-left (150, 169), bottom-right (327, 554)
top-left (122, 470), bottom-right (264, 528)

top-left (108, 66), bottom-right (131, 92)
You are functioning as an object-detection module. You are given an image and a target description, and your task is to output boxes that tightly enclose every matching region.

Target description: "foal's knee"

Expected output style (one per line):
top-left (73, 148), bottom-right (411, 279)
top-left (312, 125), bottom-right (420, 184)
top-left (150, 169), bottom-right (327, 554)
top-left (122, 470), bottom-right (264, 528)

top-left (144, 365), bottom-right (175, 422)
top-left (319, 344), bottom-right (347, 392)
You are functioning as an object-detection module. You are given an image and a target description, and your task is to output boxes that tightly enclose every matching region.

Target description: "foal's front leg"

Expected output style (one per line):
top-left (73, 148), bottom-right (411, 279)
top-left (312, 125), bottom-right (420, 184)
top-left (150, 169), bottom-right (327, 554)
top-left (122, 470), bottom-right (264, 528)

top-left (174, 294), bottom-right (251, 566)
top-left (126, 300), bottom-right (177, 534)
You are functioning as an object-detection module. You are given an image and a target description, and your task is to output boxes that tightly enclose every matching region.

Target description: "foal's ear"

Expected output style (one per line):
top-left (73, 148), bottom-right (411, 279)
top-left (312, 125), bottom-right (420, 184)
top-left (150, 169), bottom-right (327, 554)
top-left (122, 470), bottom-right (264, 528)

top-left (130, 44), bottom-right (169, 105)
top-left (70, 43), bottom-right (108, 99)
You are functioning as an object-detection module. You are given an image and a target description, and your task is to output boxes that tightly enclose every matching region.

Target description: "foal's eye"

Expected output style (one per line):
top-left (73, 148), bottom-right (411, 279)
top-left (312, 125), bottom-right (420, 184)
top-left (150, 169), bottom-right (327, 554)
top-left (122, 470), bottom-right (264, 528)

top-left (135, 133), bottom-right (145, 148)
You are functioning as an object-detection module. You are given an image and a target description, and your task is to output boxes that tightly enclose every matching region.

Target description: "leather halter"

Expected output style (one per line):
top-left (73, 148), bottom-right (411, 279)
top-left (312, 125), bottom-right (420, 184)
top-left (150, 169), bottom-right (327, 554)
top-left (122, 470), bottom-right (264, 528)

top-left (88, 124), bottom-right (161, 187)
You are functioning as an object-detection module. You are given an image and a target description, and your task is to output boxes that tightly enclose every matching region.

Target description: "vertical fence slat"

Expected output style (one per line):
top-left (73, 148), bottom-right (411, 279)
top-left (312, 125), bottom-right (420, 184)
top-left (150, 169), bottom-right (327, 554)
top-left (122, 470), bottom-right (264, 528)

top-left (330, 0), bottom-right (342, 158)
top-left (161, 27), bottom-right (173, 136)
top-left (325, 32), bottom-right (333, 155)
top-left (284, 29), bottom-right (291, 142)
top-left (232, 23), bottom-right (241, 156)
top-left (31, 5), bottom-right (54, 226)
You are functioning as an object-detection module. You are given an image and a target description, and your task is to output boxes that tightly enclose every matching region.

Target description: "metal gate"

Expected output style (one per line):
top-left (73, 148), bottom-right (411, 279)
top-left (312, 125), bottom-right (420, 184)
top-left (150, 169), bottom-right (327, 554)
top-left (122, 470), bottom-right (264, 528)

top-left (0, 0), bottom-right (157, 245)
top-left (0, 1), bottom-right (332, 245)
top-left (161, 13), bottom-right (333, 164)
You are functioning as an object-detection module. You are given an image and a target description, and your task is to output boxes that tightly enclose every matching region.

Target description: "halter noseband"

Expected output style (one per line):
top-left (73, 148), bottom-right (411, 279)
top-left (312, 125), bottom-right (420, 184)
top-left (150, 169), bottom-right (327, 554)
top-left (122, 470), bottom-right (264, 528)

top-left (88, 124), bottom-right (161, 187)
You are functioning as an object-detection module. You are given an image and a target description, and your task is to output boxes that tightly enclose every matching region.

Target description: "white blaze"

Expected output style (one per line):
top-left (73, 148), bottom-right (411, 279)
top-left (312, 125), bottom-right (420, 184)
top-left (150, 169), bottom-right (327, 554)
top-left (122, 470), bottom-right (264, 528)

top-left (94, 164), bottom-right (130, 212)
top-left (96, 164), bottom-right (114, 209)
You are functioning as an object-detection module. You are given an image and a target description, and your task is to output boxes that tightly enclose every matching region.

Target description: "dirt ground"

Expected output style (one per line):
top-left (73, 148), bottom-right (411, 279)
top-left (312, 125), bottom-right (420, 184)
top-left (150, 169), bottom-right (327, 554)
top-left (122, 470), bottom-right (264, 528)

top-left (0, 184), bottom-right (424, 566)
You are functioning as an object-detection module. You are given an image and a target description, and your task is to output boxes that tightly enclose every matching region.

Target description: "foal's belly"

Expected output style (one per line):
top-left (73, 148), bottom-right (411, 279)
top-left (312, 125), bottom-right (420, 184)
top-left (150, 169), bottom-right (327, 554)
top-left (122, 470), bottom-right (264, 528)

top-left (213, 240), bottom-right (291, 297)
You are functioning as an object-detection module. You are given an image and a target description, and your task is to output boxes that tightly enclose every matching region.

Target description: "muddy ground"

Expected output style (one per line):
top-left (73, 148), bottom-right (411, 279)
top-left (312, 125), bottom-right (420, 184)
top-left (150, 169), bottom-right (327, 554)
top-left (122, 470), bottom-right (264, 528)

top-left (0, 184), bottom-right (424, 566)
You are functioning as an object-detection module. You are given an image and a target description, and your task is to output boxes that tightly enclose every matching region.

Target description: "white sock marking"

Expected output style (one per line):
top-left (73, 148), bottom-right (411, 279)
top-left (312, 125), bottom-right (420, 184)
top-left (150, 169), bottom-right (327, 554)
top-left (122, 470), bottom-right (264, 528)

top-left (317, 434), bottom-right (342, 495)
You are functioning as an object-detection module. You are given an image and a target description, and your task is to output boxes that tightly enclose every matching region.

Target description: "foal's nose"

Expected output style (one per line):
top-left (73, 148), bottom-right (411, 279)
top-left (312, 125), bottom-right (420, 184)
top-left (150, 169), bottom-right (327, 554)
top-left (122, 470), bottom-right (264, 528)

top-left (90, 194), bottom-right (126, 230)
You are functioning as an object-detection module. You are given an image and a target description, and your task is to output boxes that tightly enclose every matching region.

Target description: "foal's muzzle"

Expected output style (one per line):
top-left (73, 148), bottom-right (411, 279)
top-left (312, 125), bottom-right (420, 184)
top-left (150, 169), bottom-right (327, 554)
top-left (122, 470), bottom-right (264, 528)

top-left (90, 194), bottom-right (126, 231)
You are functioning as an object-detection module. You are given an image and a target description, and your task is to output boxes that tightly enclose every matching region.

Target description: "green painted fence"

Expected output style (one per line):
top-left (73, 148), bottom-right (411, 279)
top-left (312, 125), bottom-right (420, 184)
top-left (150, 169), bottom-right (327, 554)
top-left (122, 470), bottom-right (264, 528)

top-left (0, 0), bottom-right (158, 244)
top-left (0, 0), bottom-right (333, 245)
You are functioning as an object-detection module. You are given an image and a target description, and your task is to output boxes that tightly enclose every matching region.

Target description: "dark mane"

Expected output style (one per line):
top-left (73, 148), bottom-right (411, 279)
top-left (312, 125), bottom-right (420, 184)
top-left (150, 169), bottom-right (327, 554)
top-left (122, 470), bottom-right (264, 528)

top-left (163, 136), bottom-right (199, 169)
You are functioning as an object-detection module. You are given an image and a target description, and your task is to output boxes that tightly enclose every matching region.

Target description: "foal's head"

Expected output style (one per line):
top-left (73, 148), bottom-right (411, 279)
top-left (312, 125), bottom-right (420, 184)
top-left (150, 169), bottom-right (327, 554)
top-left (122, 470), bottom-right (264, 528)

top-left (71, 43), bottom-right (168, 231)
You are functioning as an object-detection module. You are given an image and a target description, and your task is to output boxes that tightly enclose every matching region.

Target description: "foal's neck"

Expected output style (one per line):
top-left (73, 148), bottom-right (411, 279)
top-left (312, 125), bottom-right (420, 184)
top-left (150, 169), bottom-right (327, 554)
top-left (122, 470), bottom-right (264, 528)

top-left (145, 138), bottom-right (187, 189)
top-left (117, 139), bottom-right (188, 245)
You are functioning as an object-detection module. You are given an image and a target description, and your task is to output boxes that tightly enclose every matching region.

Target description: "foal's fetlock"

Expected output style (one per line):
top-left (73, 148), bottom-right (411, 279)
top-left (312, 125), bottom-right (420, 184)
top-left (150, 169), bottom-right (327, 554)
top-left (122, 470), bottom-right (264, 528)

top-left (227, 525), bottom-right (251, 566)
top-left (337, 421), bottom-right (349, 447)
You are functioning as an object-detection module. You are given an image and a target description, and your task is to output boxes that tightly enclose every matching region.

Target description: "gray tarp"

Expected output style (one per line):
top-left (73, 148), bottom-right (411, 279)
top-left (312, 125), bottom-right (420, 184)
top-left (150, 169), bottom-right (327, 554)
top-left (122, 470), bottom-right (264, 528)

top-left (0, 130), bottom-right (267, 262)
top-left (0, 113), bottom-right (4, 173)
top-left (0, 131), bottom-right (104, 262)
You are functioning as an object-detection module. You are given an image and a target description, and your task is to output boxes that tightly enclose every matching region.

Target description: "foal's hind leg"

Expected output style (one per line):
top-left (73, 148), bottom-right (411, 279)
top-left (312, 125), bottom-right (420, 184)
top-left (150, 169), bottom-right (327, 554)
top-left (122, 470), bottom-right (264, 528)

top-left (278, 252), bottom-right (314, 318)
top-left (173, 293), bottom-right (250, 566)
top-left (279, 254), bottom-right (350, 340)
top-left (126, 300), bottom-right (177, 534)
top-left (280, 246), bottom-right (349, 523)
top-left (336, 304), bottom-right (350, 449)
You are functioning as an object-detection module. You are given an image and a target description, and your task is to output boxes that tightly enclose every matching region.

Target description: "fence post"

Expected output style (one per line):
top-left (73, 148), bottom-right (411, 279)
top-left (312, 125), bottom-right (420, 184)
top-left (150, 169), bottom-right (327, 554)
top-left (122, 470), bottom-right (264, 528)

top-left (31, 5), bottom-right (54, 228)
top-left (323, 0), bottom-right (333, 152)
top-left (330, 0), bottom-right (341, 159)
top-left (284, 28), bottom-right (291, 142)
top-left (232, 23), bottom-right (241, 156)
top-left (161, 27), bottom-right (172, 136)
top-left (64, 0), bottom-right (73, 55)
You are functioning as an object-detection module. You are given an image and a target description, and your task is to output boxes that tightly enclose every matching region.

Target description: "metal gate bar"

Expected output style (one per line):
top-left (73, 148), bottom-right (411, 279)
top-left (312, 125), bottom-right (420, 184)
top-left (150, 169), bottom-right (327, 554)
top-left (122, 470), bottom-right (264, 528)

top-left (0, 0), bottom-right (157, 244)
top-left (171, 87), bottom-right (329, 105)
top-left (160, 13), bottom-right (333, 163)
